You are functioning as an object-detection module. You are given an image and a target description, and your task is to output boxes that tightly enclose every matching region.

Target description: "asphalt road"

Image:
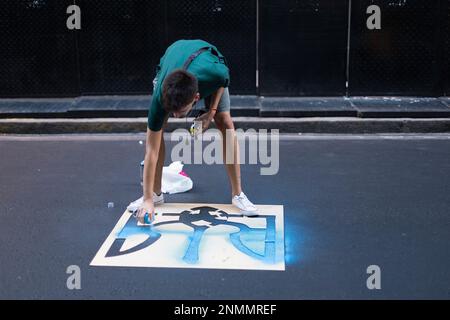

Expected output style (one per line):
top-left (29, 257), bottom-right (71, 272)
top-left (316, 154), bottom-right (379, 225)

top-left (0, 133), bottom-right (449, 299)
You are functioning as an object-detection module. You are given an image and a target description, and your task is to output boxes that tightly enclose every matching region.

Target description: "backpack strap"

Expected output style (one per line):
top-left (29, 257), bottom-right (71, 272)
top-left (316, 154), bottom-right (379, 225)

top-left (182, 47), bottom-right (210, 70)
top-left (182, 46), bottom-right (228, 70)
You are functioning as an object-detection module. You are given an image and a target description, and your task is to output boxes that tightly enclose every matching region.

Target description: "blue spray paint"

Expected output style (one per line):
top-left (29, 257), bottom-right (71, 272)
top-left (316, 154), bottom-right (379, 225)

top-left (106, 206), bottom-right (281, 265)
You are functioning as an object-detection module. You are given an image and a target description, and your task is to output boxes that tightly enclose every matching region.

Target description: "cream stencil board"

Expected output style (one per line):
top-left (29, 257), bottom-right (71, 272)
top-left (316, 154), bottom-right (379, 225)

top-left (91, 203), bottom-right (285, 271)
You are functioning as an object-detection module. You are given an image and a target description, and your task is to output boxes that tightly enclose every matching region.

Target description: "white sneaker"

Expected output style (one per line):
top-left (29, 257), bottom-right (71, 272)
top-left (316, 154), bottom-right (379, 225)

top-left (232, 192), bottom-right (258, 216)
top-left (127, 192), bottom-right (164, 213)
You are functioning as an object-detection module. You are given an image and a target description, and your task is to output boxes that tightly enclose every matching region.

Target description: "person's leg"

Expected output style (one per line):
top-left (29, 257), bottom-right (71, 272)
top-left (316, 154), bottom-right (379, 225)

top-left (206, 88), bottom-right (241, 197)
top-left (214, 111), bottom-right (242, 197)
top-left (206, 88), bottom-right (257, 215)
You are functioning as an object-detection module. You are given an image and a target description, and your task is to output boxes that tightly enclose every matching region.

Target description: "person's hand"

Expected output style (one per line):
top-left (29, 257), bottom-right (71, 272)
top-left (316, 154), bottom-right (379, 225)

top-left (195, 110), bottom-right (215, 132)
top-left (135, 199), bottom-right (155, 224)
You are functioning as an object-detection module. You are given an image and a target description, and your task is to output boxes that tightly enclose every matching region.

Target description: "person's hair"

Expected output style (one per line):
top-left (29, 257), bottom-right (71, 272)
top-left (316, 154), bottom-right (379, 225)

top-left (162, 69), bottom-right (198, 112)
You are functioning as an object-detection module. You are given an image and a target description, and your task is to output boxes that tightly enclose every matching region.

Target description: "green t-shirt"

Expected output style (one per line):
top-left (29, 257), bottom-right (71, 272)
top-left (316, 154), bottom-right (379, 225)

top-left (148, 39), bottom-right (230, 131)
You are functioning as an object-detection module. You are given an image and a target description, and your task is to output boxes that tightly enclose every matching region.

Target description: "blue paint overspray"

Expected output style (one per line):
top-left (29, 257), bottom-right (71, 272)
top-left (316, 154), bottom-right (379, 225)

top-left (284, 215), bottom-right (308, 266)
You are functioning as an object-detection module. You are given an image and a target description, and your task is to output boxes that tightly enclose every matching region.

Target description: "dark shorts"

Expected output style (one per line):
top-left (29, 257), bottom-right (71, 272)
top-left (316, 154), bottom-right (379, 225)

top-left (204, 87), bottom-right (231, 113)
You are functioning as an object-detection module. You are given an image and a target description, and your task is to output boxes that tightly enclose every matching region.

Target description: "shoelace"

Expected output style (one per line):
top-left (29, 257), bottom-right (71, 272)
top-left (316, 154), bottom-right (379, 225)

top-left (236, 194), bottom-right (254, 207)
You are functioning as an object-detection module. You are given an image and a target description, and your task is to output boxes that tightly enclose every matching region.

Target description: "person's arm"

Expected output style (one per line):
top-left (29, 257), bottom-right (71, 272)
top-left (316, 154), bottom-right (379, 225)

top-left (207, 87), bottom-right (224, 119)
top-left (136, 127), bottom-right (162, 223)
top-left (196, 87), bottom-right (224, 130)
top-left (143, 127), bottom-right (162, 201)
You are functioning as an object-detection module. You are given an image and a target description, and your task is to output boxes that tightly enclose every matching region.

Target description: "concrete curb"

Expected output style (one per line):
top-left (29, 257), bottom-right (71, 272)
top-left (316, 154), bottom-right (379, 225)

top-left (1, 117), bottom-right (450, 134)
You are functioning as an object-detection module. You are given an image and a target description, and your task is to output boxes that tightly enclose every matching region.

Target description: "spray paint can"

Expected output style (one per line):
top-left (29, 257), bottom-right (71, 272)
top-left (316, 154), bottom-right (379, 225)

top-left (190, 120), bottom-right (203, 139)
top-left (143, 212), bottom-right (154, 224)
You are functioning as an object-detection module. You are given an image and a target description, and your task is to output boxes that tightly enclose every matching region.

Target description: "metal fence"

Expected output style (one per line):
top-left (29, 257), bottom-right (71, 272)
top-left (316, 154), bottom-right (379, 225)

top-left (0, 0), bottom-right (448, 98)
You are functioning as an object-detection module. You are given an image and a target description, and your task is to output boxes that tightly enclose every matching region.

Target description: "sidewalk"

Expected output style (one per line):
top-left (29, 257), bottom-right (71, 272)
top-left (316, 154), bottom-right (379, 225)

top-left (0, 96), bottom-right (449, 134)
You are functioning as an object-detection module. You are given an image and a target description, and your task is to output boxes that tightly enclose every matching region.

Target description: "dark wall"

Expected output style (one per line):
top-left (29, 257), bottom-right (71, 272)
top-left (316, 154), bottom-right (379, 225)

top-left (0, 0), bottom-right (79, 97)
top-left (77, 0), bottom-right (166, 95)
top-left (349, 0), bottom-right (442, 96)
top-left (259, 0), bottom-right (349, 96)
top-left (76, 0), bottom-right (256, 95)
top-left (444, 0), bottom-right (450, 96)
top-left (0, 0), bottom-right (256, 97)
top-left (0, 0), bottom-right (448, 98)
